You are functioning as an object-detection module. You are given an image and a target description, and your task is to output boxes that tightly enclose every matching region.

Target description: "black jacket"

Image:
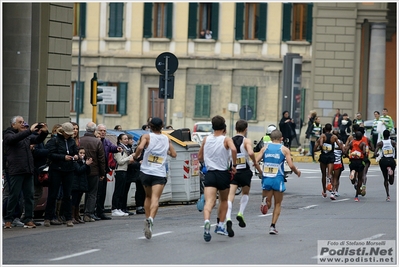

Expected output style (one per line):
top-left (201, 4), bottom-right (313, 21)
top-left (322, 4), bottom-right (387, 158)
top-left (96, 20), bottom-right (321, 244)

top-left (305, 116), bottom-right (316, 139)
top-left (3, 127), bottom-right (48, 176)
top-left (72, 160), bottom-right (91, 192)
top-left (45, 134), bottom-right (78, 172)
top-left (31, 132), bottom-right (49, 185)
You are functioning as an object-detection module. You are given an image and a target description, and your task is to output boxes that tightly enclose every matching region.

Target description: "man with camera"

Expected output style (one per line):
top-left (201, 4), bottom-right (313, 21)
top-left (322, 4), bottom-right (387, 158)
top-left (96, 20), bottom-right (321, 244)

top-left (3, 116), bottom-right (49, 229)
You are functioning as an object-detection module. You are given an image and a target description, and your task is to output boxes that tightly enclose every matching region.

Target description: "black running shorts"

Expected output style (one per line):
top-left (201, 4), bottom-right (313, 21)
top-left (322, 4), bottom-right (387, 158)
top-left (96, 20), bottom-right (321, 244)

top-left (204, 170), bottom-right (231, 191)
top-left (231, 169), bottom-right (252, 187)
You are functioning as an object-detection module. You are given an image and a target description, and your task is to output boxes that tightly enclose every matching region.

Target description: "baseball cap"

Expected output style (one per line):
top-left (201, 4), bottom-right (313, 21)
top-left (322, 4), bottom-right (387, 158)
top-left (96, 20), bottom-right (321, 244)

top-left (23, 122), bottom-right (29, 128)
top-left (61, 122), bottom-right (74, 136)
top-left (150, 117), bottom-right (163, 128)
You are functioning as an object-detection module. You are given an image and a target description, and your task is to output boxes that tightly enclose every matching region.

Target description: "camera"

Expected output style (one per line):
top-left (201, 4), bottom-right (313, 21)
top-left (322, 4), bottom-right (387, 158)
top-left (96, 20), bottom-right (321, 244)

top-left (35, 124), bottom-right (44, 129)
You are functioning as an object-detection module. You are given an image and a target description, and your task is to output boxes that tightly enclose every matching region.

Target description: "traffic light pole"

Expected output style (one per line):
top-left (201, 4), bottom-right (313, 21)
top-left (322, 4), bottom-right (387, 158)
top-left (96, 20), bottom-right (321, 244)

top-left (164, 56), bottom-right (169, 128)
top-left (91, 73), bottom-right (98, 123)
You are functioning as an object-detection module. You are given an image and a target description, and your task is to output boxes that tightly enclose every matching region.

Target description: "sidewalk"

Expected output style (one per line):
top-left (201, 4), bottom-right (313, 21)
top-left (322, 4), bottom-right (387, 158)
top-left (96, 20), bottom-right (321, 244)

top-left (290, 149), bottom-right (379, 165)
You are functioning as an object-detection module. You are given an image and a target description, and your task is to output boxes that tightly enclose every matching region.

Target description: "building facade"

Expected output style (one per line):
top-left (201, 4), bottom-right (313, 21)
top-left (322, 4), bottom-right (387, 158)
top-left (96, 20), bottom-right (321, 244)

top-left (2, 2), bottom-right (396, 143)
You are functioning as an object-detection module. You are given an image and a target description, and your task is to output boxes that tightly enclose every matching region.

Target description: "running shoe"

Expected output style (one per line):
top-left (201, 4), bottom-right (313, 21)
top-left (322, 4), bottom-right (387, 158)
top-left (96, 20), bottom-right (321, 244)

top-left (226, 220), bottom-right (234, 237)
top-left (216, 226), bottom-right (228, 236)
top-left (236, 212), bottom-right (246, 228)
top-left (386, 196), bottom-right (391, 202)
top-left (204, 221), bottom-right (211, 242)
top-left (144, 218), bottom-right (153, 239)
top-left (260, 197), bottom-right (268, 214)
top-left (360, 185), bottom-right (366, 196)
top-left (349, 170), bottom-right (356, 180)
top-left (354, 197), bottom-right (359, 202)
top-left (387, 167), bottom-right (393, 176)
top-left (330, 193), bottom-right (336, 200)
top-left (269, 226), bottom-right (278, 235)
top-left (334, 191), bottom-right (340, 197)
top-left (321, 191), bottom-right (327, 198)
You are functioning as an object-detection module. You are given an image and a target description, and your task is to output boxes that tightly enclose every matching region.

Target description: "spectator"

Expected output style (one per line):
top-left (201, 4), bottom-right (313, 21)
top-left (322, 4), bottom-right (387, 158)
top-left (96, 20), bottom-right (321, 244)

top-left (71, 147), bottom-right (93, 224)
top-left (352, 113), bottom-right (364, 127)
top-left (114, 125), bottom-right (122, 131)
top-left (279, 111), bottom-right (296, 150)
top-left (205, 29), bottom-right (212, 39)
top-left (43, 122), bottom-right (78, 227)
top-left (339, 113), bottom-right (352, 144)
top-left (199, 29), bottom-right (205, 39)
top-left (95, 124), bottom-right (122, 220)
top-left (332, 108), bottom-right (341, 131)
top-left (121, 134), bottom-right (138, 215)
top-left (79, 122), bottom-right (106, 222)
top-left (3, 117), bottom-right (49, 229)
top-left (3, 117), bottom-right (48, 229)
top-left (305, 110), bottom-right (317, 156)
top-left (380, 108), bottom-right (394, 134)
top-left (112, 133), bottom-right (134, 216)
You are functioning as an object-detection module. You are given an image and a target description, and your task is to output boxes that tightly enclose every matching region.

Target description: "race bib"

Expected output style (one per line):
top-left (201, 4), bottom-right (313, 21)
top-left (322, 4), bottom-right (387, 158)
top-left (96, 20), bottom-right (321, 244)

top-left (148, 154), bottom-right (165, 165)
top-left (236, 153), bottom-right (246, 169)
top-left (262, 162), bottom-right (279, 178)
top-left (322, 143), bottom-right (332, 152)
top-left (383, 148), bottom-right (394, 156)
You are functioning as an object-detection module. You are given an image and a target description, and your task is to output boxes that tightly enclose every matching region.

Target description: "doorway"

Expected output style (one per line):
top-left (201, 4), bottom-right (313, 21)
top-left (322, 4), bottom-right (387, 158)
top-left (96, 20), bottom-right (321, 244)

top-left (148, 87), bottom-right (164, 121)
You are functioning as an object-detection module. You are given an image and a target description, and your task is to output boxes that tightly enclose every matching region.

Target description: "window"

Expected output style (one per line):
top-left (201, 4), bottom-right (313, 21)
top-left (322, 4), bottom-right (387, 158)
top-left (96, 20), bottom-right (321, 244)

top-left (235, 3), bottom-right (267, 41)
top-left (241, 86), bottom-right (257, 120)
top-left (98, 82), bottom-right (128, 115)
top-left (108, 3), bottom-right (124, 37)
top-left (194, 85), bottom-right (211, 118)
top-left (282, 3), bottom-right (313, 42)
top-left (70, 81), bottom-right (84, 113)
top-left (188, 3), bottom-right (219, 39)
top-left (73, 3), bottom-right (86, 37)
top-left (143, 3), bottom-right (173, 38)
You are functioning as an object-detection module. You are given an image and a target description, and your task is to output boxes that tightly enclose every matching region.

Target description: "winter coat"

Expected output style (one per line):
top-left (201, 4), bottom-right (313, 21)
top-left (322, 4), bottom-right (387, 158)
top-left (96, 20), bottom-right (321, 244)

top-left (3, 127), bottom-right (48, 176)
top-left (80, 132), bottom-right (106, 177)
top-left (101, 137), bottom-right (120, 173)
top-left (45, 134), bottom-right (79, 172)
top-left (72, 160), bottom-right (91, 192)
top-left (305, 116), bottom-right (316, 139)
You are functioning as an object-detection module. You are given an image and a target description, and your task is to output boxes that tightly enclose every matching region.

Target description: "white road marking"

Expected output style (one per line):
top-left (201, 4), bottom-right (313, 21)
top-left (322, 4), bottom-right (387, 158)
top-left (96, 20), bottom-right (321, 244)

top-left (299, 205), bottom-right (318, 210)
top-left (49, 249), bottom-right (100, 261)
top-left (258, 213), bottom-right (272, 217)
top-left (332, 198), bottom-right (349, 202)
top-left (138, 231), bottom-right (172, 239)
top-left (311, 233), bottom-right (387, 259)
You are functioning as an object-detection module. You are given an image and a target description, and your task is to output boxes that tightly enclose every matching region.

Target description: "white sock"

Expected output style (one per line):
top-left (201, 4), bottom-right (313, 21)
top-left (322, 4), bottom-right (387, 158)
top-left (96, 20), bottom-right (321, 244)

top-left (239, 195), bottom-right (249, 214)
top-left (218, 221), bottom-right (224, 228)
top-left (148, 217), bottom-right (153, 224)
top-left (226, 200), bottom-right (232, 221)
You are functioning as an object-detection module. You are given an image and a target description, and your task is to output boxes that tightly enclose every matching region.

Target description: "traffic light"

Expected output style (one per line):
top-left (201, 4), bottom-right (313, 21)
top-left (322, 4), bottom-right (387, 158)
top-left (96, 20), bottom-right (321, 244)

top-left (90, 73), bottom-right (103, 105)
top-left (159, 75), bottom-right (174, 99)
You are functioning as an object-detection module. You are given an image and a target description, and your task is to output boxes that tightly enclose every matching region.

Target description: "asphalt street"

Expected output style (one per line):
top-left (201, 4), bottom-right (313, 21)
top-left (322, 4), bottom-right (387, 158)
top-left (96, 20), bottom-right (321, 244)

top-left (2, 162), bottom-right (397, 265)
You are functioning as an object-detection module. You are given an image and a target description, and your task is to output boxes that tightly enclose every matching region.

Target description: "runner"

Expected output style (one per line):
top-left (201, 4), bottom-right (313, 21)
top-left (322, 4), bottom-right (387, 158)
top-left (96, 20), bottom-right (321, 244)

top-left (225, 120), bottom-right (262, 237)
top-left (255, 129), bottom-right (301, 235)
top-left (314, 123), bottom-right (344, 198)
top-left (198, 115), bottom-right (237, 242)
top-left (331, 130), bottom-right (344, 199)
top-left (375, 130), bottom-right (396, 201)
top-left (133, 117), bottom-right (177, 239)
top-left (358, 126), bottom-right (374, 196)
top-left (344, 131), bottom-right (367, 202)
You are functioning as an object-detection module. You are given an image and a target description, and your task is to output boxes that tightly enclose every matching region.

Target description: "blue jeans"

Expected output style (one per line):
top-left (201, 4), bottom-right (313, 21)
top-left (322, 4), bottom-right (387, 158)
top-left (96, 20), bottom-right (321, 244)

top-left (4, 173), bottom-right (34, 223)
top-left (44, 169), bottom-right (74, 221)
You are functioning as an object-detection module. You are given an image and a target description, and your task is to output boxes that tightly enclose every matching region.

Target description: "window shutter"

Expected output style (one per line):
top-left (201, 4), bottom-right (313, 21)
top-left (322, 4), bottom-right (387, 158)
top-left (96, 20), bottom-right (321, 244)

top-left (109, 3), bottom-right (116, 37)
top-left (143, 3), bottom-right (153, 38)
top-left (248, 86), bottom-right (257, 120)
top-left (211, 3), bottom-right (219, 40)
top-left (79, 3), bottom-right (86, 38)
top-left (188, 3), bottom-right (198, 39)
top-left (258, 3), bottom-right (267, 41)
top-left (282, 3), bottom-right (292, 41)
top-left (194, 85), bottom-right (202, 117)
top-left (115, 3), bottom-right (124, 37)
top-left (117, 83), bottom-right (128, 115)
top-left (235, 3), bottom-right (244, 40)
top-left (166, 3), bottom-right (173, 39)
top-left (98, 104), bottom-right (105, 114)
top-left (306, 3), bottom-right (313, 43)
top-left (203, 85), bottom-right (211, 117)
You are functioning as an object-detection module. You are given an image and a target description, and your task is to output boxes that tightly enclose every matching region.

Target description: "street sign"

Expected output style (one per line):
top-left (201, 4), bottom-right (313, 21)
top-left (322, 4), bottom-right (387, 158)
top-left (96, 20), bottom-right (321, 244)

top-left (155, 52), bottom-right (179, 75)
top-left (97, 86), bottom-right (117, 105)
top-left (239, 105), bottom-right (253, 120)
